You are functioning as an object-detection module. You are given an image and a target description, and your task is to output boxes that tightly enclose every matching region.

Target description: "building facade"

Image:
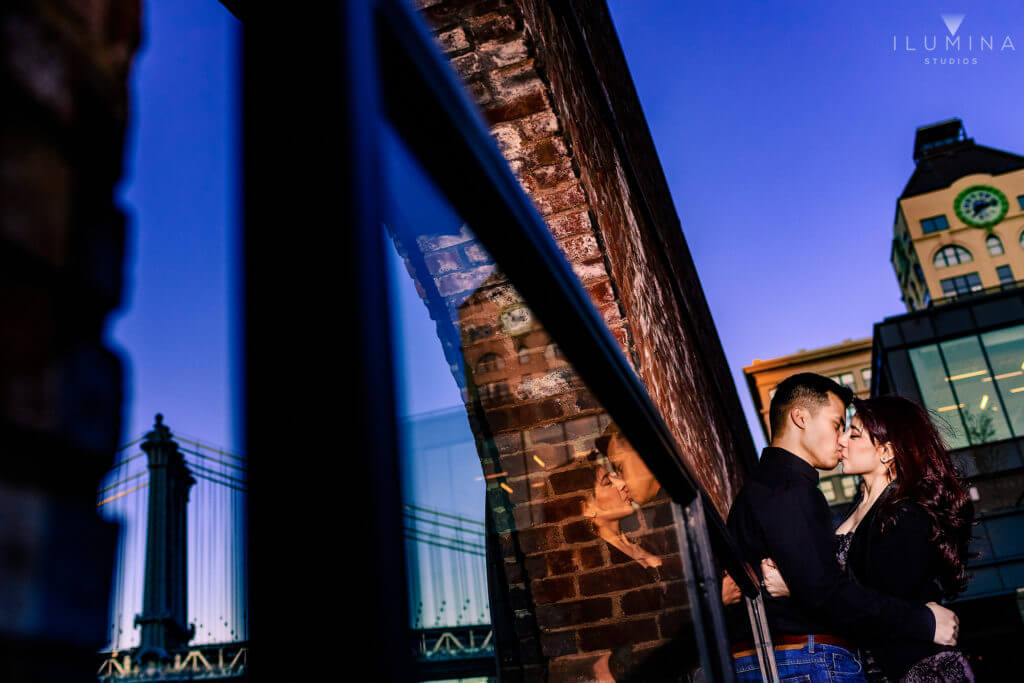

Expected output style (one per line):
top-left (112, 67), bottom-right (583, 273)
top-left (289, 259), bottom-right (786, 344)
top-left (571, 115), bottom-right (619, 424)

top-left (744, 339), bottom-right (871, 507)
top-left (872, 287), bottom-right (1024, 677)
top-left (891, 119), bottom-right (1024, 311)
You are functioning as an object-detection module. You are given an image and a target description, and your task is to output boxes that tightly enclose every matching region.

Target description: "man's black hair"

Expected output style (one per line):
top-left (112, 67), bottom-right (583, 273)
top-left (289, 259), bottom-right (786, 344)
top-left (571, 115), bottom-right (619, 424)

top-left (768, 372), bottom-right (854, 440)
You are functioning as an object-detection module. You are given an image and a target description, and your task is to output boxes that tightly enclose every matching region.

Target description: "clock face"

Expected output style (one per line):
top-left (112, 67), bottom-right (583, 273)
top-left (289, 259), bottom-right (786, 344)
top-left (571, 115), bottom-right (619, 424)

top-left (499, 305), bottom-right (533, 335)
top-left (954, 185), bottom-right (1008, 229)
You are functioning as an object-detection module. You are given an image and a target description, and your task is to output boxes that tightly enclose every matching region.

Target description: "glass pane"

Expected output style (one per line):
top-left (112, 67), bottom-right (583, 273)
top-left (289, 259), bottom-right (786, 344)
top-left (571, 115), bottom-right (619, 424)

top-left (939, 337), bottom-right (1012, 445)
top-left (909, 344), bottom-right (968, 449)
top-left (383, 123), bottom-right (695, 681)
top-left (980, 325), bottom-right (1024, 438)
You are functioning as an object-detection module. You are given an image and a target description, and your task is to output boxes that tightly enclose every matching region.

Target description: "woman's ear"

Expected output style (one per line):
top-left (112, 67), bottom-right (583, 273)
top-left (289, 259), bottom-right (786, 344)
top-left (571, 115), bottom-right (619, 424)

top-left (880, 442), bottom-right (895, 464)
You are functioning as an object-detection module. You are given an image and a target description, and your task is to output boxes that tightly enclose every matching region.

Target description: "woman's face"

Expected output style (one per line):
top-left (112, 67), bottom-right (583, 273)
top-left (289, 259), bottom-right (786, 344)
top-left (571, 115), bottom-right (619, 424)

top-left (591, 465), bottom-right (634, 520)
top-left (838, 415), bottom-right (888, 477)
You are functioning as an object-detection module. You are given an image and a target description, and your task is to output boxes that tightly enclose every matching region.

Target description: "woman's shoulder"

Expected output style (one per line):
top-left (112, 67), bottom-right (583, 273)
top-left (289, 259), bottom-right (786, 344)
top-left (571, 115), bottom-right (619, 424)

top-left (875, 498), bottom-right (933, 536)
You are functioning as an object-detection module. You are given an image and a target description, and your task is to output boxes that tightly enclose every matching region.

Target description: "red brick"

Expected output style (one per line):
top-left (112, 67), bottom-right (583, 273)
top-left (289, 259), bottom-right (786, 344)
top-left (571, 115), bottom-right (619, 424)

top-left (535, 183), bottom-right (587, 215)
top-left (451, 51), bottom-right (484, 77)
top-left (545, 210), bottom-right (592, 239)
top-left (563, 414), bottom-right (600, 440)
top-left (539, 629), bottom-right (577, 657)
top-left (531, 575), bottom-right (576, 604)
top-left (484, 89), bottom-right (549, 125)
top-left (577, 543), bottom-right (606, 569)
top-left (579, 563), bottom-right (655, 595)
top-left (532, 159), bottom-right (575, 189)
top-left (480, 37), bottom-right (529, 68)
top-left (578, 618), bottom-right (658, 652)
top-left (436, 26), bottom-right (470, 53)
top-left (466, 11), bottom-right (518, 41)
top-left (536, 596), bottom-right (612, 629)
top-left (586, 278), bottom-right (616, 305)
top-left (520, 111), bottom-right (559, 139)
top-left (517, 525), bottom-right (562, 554)
top-left (548, 468), bottom-right (593, 496)
top-left (562, 519), bottom-right (594, 544)
top-left (621, 582), bottom-right (685, 615)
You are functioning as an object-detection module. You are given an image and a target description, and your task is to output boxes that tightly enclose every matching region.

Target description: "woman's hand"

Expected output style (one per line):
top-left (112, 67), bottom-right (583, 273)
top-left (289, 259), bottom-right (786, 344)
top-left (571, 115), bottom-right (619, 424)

top-left (721, 571), bottom-right (742, 606)
top-left (761, 558), bottom-right (790, 598)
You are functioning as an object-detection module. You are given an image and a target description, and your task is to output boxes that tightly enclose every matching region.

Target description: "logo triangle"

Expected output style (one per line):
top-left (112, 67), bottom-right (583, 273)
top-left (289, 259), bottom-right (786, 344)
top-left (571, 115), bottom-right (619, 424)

top-left (941, 13), bottom-right (965, 36)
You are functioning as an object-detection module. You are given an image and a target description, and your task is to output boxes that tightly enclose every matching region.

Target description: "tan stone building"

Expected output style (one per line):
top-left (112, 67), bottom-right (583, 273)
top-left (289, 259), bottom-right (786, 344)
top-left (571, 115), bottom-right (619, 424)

top-left (744, 338), bottom-right (872, 505)
top-left (891, 119), bottom-right (1024, 310)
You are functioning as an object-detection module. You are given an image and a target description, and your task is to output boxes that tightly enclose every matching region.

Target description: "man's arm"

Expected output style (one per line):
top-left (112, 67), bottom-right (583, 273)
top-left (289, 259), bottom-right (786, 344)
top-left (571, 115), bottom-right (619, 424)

top-left (761, 484), bottom-right (935, 642)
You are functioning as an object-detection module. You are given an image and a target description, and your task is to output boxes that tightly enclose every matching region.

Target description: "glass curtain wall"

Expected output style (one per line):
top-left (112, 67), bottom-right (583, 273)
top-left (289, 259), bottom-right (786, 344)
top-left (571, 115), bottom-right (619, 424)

top-left (908, 324), bottom-right (1024, 451)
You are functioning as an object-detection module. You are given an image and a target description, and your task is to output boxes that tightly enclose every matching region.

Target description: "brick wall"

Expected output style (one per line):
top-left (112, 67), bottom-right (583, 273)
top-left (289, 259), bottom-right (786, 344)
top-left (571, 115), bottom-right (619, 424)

top-left (396, 0), bottom-right (755, 679)
top-left (0, 0), bottom-right (138, 678)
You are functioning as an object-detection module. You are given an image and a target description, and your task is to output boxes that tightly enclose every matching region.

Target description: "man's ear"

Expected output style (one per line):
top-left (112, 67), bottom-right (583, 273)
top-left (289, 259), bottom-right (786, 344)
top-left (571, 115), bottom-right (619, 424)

top-left (790, 406), bottom-right (807, 431)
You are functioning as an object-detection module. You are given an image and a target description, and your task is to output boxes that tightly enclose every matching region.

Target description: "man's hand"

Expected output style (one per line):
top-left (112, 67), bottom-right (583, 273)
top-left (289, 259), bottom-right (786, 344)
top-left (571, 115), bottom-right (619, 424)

top-left (721, 572), bottom-right (742, 606)
top-left (927, 602), bottom-right (959, 646)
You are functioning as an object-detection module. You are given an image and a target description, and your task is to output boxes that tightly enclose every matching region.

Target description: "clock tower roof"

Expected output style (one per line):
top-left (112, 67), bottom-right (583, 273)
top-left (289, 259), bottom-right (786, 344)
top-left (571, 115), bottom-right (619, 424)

top-left (901, 120), bottom-right (1024, 200)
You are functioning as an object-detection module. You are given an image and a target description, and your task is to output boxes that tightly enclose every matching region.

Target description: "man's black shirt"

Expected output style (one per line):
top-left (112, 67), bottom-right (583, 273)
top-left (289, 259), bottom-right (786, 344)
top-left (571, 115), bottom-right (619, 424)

top-left (725, 447), bottom-right (934, 642)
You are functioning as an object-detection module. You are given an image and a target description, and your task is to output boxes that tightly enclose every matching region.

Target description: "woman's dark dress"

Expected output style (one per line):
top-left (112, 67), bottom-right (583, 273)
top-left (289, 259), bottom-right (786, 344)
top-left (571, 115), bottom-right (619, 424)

top-left (834, 487), bottom-right (973, 682)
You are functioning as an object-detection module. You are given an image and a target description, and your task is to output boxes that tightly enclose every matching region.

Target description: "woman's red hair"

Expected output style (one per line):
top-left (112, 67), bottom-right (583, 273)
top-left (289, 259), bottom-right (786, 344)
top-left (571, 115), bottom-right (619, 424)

top-left (852, 395), bottom-right (975, 598)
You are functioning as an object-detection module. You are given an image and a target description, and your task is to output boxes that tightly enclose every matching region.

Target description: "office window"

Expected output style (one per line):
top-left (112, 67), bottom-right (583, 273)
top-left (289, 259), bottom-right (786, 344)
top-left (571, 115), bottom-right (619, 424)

top-left (861, 368), bottom-right (871, 386)
top-left (933, 245), bottom-right (973, 268)
top-left (819, 479), bottom-right (836, 503)
top-left (921, 215), bottom-right (950, 233)
top-left (997, 265), bottom-right (1014, 285)
top-left (908, 345), bottom-right (968, 449)
top-left (830, 372), bottom-right (855, 390)
top-left (940, 272), bottom-right (983, 297)
top-left (980, 325), bottom-right (1024, 438)
top-left (987, 234), bottom-right (1005, 256)
top-left (939, 336), bottom-right (1013, 444)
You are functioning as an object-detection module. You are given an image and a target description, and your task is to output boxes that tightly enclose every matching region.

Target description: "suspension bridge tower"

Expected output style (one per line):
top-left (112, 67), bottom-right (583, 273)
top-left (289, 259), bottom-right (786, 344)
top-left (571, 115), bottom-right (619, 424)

top-left (134, 414), bottom-right (196, 662)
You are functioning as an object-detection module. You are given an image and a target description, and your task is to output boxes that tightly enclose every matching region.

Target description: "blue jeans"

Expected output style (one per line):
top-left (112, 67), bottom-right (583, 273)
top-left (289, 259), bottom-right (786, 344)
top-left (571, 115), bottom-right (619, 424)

top-left (733, 637), bottom-right (866, 682)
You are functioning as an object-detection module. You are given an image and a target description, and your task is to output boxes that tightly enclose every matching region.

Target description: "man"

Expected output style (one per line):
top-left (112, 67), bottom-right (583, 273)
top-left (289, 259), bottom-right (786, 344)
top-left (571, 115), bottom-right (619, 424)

top-left (725, 373), bottom-right (959, 681)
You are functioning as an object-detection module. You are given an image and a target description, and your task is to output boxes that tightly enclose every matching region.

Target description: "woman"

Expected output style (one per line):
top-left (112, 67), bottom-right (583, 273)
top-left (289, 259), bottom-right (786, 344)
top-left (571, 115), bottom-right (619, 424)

top-left (580, 446), bottom-right (662, 568)
top-left (761, 395), bottom-right (975, 682)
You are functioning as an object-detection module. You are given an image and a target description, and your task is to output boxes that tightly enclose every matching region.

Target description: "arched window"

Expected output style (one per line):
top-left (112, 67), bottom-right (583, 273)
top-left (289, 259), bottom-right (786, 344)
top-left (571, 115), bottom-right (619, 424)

top-left (475, 352), bottom-right (505, 375)
top-left (987, 234), bottom-right (1004, 256)
top-left (933, 245), bottom-right (973, 269)
top-left (1019, 230), bottom-right (1024, 249)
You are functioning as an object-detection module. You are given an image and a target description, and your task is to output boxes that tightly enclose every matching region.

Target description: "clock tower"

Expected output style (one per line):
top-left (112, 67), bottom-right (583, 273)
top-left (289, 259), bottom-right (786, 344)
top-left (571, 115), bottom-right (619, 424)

top-left (891, 119), bottom-right (1024, 310)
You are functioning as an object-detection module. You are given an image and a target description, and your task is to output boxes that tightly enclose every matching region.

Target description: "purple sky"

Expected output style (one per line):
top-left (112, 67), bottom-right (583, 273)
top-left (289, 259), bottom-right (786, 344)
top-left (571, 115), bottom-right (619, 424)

top-left (109, 1), bottom-right (1024, 454)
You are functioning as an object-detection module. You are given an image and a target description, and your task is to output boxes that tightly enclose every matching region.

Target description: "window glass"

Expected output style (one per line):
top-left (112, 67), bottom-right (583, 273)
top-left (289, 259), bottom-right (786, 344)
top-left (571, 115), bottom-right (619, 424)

top-left (382, 123), bottom-right (696, 680)
top-left (987, 235), bottom-right (1005, 256)
top-left (921, 215), bottom-right (949, 233)
top-left (1018, 195), bottom-right (1024, 211)
top-left (938, 336), bottom-right (1012, 444)
top-left (933, 245), bottom-right (972, 268)
top-left (830, 372), bottom-right (855, 390)
top-left (908, 344), bottom-right (968, 449)
top-left (979, 325), bottom-right (1024, 437)
top-left (997, 265), bottom-right (1014, 285)
top-left (940, 272), bottom-right (983, 297)
top-left (861, 368), bottom-right (871, 387)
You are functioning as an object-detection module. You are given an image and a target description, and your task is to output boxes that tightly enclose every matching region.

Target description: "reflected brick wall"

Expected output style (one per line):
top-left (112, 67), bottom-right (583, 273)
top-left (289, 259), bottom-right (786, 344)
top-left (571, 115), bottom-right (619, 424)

top-left (0, 0), bottom-right (138, 678)
top-left (405, 0), bottom-right (756, 679)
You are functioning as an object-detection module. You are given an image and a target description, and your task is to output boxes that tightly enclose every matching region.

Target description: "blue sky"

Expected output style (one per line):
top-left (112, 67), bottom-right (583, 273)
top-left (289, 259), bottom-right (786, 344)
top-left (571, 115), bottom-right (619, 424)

top-left (106, 0), bottom-right (239, 451)
top-left (108, 1), bottom-right (1024, 452)
top-left (606, 0), bottom-right (1024, 446)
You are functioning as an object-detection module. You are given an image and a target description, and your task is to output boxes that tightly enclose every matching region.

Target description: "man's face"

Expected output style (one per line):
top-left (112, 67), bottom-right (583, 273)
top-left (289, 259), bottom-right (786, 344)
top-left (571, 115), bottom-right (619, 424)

top-left (799, 393), bottom-right (847, 470)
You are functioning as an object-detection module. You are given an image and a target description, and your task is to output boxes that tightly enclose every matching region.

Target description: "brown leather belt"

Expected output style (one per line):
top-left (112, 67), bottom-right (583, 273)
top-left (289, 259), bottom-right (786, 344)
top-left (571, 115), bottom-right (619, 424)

top-left (731, 634), bottom-right (854, 659)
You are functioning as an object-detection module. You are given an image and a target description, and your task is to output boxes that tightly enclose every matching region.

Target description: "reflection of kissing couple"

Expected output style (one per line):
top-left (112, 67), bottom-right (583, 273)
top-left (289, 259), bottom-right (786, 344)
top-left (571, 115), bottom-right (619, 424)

top-left (723, 373), bottom-right (974, 682)
top-left (580, 423), bottom-right (662, 568)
